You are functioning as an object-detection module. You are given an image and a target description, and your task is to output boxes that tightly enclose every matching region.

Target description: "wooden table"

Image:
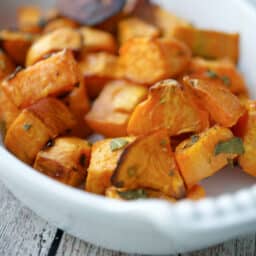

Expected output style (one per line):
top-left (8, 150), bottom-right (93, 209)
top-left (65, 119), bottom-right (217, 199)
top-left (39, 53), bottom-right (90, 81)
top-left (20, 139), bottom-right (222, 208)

top-left (0, 181), bottom-right (256, 256)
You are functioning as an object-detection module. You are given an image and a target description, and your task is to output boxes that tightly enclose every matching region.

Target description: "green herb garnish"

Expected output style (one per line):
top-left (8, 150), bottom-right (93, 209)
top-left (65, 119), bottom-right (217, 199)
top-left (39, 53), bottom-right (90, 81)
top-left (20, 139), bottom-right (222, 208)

top-left (0, 60), bottom-right (5, 70)
top-left (191, 135), bottom-right (200, 144)
top-left (214, 137), bottom-right (245, 155)
top-left (23, 123), bottom-right (32, 131)
top-left (38, 18), bottom-right (47, 28)
top-left (160, 138), bottom-right (168, 147)
top-left (221, 76), bottom-right (231, 86)
top-left (110, 138), bottom-right (128, 151)
top-left (159, 96), bottom-right (167, 104)
top-left (118, 189), bottom-right (148, 200)
top-left (205, 70), bottom-right (218, 79)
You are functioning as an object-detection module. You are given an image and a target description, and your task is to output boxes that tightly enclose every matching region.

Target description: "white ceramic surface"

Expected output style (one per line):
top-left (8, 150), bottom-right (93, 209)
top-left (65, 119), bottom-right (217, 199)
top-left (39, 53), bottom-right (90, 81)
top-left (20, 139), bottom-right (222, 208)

top-left (1, 0), bottom-right (256, 254)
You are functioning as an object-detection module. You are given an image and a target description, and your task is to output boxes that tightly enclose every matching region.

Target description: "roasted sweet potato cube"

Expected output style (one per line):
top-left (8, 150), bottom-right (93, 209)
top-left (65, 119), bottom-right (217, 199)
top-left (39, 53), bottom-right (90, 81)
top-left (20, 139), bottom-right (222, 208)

top-left (187, 58), bottom-right (248, 95)
top-left (4, 98), bottom-right (75, 164)
top-left (186, 185), bottom-right (206, 201)
top-left (79, 27), bottom-right (117, 54)
top-left (26, 28), bottom-right (82, 66)
top-left (86, 137), bottom-right (135, 194)
top-left (0, 50), bottom-right (15, 81)
top-left (106, 187), bottom-right (175, 202)
top-left (0, 30), bottom-right (36, 65)
top-left (62, 79), bottom-right (91, 138)
top-left (118, 17), bottom-right (160, 45)
top-left (79, 52), bottom-right (122, 98)
top-left (233, 101), bottom-right (256, 177)
top-left (183, 76), bottom-right (245, 127)
top-left (34, 137), bottom-right (91, 187)
top-left (17, 6), bottom-right (42, 34)
top-left (86, 80), bottom-right (147, 137)
top-left (175, 126), bottom-right (239, 188)
top-left (128, 79), bottom-right (209, 136)
top-left (119, 37), bottom-right (191, 85)
top-left (174, 27), bottom-right (239, 63)
top-left (112, 129), bottom-right (186, 199)
top-left (2, 50), bottom-right (80, 108)
top-left (43, 18), bottom-right (78, 34)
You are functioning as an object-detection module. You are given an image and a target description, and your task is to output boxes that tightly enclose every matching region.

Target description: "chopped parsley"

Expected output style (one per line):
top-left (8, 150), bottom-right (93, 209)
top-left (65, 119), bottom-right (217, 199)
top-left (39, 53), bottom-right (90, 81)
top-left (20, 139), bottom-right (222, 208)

top-left (160, 138), bottom-right (168, 147)
top-left (221, 76), bottom-right (231, 86)
top-left (23, 123), bottom-right (32, 131)
top-left (110, 138), bottom-right (128, 151)
top-left (191, 135), bottom-right (200, 144)
top-left (214, 137), bottom-right (245, 156)
top-left (205, 70), bottom-right (218, 79)
top-left (118, 189), bottom-right (148, 200)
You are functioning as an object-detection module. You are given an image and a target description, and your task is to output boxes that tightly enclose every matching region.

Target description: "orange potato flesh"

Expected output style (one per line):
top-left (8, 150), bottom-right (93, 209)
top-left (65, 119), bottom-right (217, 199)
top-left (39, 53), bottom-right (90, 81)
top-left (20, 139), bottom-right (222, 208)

top-left (34, 137), bottom-right (91, 187)
top-left (79, 27), bottom-right (117, 54)
top-left (188, 58), bottom-right (248, 95)
top-left (118, 17), bottom-right (160, 45)
top-left (186, 185), bottom-right (206, 201)
top-left (2, 50), bottom-right (80, 108)
top-left (127, 79), bottom-right (209, 137)
top-left (86, 137), bottom-right (135, 194)
top-left (26, 28), bottom-right (82, 66)
top-left (86, 80), bottom-right (147, 137)
top-left (119, 37), bottom-right (191, 85)
top-left (0, 30), bottom-right (36, 65)
top-left (79, 52), bottom-right (122, 98)
top-left (174, 27), bottom-right (239, 63)
top-left (0, 50), bottom-right (15, 81)
top-left (112, 129), bottom-right (186, 199)
top-left (175, 125), bottom-right (237, 188)
top-left (105, 186), bottom-right (175, 202)
top-left (183, 77), bottom-right (245, 128)
top-left (234, 101), bottom-right (256, 177)
top-left (43, 18), bottom-right (79, 34)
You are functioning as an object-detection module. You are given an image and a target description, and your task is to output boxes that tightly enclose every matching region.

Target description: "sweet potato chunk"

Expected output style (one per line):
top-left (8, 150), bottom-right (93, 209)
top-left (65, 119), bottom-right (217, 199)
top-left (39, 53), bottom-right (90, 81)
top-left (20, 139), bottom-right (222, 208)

top-left (17, 6), bottom-right (42, 34)
top-left (2, 50), bottom-right (80, 108)
top-left (174, 27), bottom-right (239, 63)
top-left (26, 28), bottom-right (82, 66)
top-left (112, 129), bottom-right (186, 199)
top-left (0, 30), bottom-right (36, 65)
top-left (186, 185), bottom-right (206, 201)
top-left (4, 98), bottom-right (75, 164)
top-left (233, 101), bottom-right (256, 177)
top-left (86, 137), bottom-right (135, 194)
top-left (34, 137), bottom-right (91, 186)
top-left (79, 52), bottom-right (122, 98)
top-left (118, 17), bottom-right (160, 45)
top-left (79, 27), bottom-right (117, 54)
top-left (106, 187), bottom-right (175, 202)
top-left (187, 58), bottom-right (248, 95)
top-left (175, 126), bottom-right (239, 188)
top-left (128, 79), bottom-right (209, 136)
top-left (119, 37), bottom-right (191, 85)
top-left (183, 77), bottom-right (245, 127)
top-left (0, 50), bottom-right (15, 81)
top-left (43, 18), bottom-right (78, 34)
top-left (86, 80), bottom-right (147, 137)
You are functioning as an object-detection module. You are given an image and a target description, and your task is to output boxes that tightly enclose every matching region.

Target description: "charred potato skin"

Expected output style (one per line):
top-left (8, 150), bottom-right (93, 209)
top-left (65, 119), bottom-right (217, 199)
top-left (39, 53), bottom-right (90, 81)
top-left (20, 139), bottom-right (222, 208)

top-left (34, 137), bottom-right (91, 187)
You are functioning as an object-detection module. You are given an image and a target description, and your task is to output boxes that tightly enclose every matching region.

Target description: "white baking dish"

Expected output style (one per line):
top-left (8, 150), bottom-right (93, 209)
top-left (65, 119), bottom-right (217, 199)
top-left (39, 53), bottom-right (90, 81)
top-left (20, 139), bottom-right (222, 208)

top-left (1, 0), bottom-right (256, 254)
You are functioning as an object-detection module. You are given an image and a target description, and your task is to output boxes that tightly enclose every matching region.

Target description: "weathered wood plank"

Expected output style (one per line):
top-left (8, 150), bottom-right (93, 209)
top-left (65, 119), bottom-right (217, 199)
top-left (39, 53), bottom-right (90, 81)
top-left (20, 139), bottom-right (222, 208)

top-left (0, 182), bottom-right (57, 256)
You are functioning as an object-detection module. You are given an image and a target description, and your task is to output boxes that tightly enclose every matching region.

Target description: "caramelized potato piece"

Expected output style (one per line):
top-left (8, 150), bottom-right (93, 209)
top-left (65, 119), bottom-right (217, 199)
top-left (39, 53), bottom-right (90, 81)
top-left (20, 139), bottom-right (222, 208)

top-left (0, 50), bottom-right (15, 81)
top-left (26, 28), bottom-right (82, 66)
top-left (86, 80), bottom-right (147, 137)
top-left (118, 17), bottom-right (160, 45)
top-left (2, 50), bottom-right (80, 108)
top-left (79, 52), bottom-right (122, 98)
top-left (79, 27), bottom-right (117, 54)
top-left (86, 137), bottom-right (135, 194)
top-left (0, 30), bottom-right (36, 65)
top-left (17, 6), bottom-right (42, 34)
top-left (62, 79), bottom-right (91, 138)
top-left (187, 185), bottom-right (206, 201)
top-left (234, 101), bottom-right (256, 177)
top-left (43, 18), bottom-right (78, 34)
top-left (4, 98), bottom-right (75, 164)
top-left (34, 137), bottom-right (91, 186)
top-left (128, 79), bottom-right (209, 136)
top-left (188, 58), bottom-right (248, 95)
top-left (112, 129), bottom-right (186, 199)
top-left (106, 187), bottom-right (175, 202)
top-left (119, 37), bottom-right (191, 85)
top-left (175, 126), bottom-right (238, 188)
top-left (183, 77), bottom-right (245, 127)
top-left (174, 27), bottom-right (239, 63)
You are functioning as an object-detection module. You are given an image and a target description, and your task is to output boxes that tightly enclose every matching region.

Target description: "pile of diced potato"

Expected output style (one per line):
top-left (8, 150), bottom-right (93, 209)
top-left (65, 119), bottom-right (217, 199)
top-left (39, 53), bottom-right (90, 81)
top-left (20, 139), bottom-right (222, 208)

top-left (0, 1), bottom-right (254, 202)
